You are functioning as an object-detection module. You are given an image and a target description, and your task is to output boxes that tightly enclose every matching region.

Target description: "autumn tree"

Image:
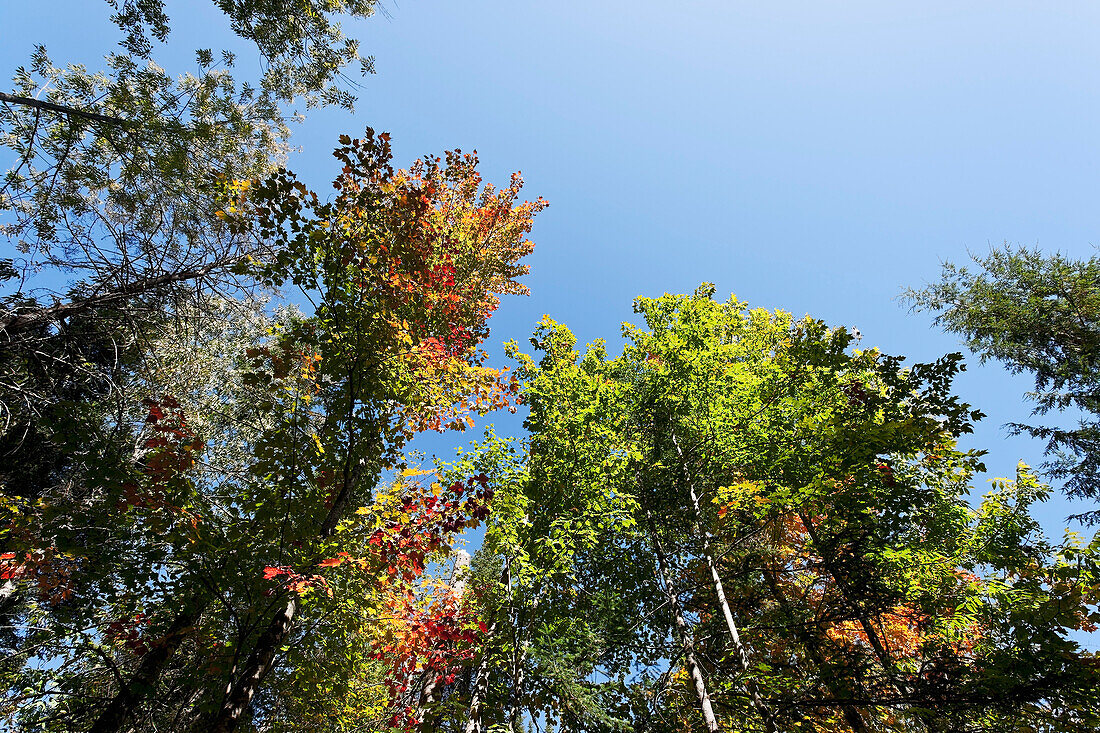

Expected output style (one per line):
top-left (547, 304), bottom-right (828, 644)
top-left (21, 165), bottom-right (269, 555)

top-left (1, 131), bottom-right (544, 732)
top-left (442, 286), bottom-right (1100, 733)
top-left (1, 0), bottom-right (381, 520)
top-left (619, 288), bottom-right (1099, 731)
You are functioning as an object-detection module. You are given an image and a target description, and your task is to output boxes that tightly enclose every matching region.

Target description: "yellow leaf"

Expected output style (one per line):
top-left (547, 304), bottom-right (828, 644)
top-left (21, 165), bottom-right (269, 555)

top-left (400, 467), bottom-right (433, 478)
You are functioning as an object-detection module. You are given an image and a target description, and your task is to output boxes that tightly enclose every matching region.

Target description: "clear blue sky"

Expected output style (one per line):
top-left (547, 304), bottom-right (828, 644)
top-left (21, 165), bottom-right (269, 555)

top-left (4, 1), bottom-right (1100, 537)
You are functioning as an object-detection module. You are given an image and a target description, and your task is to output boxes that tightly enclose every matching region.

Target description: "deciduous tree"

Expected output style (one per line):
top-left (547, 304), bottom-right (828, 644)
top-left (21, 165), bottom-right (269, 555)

top-left (1, 131), bottom-right (544, 732)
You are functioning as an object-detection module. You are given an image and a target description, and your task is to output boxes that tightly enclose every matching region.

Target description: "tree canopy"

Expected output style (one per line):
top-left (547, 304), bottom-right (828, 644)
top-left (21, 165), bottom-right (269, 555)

top-left (2, 5), bottom-right (1099, 733)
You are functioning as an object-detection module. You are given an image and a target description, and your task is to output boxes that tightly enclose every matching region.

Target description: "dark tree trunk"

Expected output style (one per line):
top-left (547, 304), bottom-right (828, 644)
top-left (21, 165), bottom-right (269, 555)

top-left (206, 596), bottom-right (299, 733)
top-left (89, 600), bottom-right (207, 733)
top-left (1, 262), bottom-right (232, 337)
top-left (198, 462), bottom-right (364, 733)
top-left (0, 91), bottom-right (129, 126)
top-left (761, 568), bottom-right (870, 732)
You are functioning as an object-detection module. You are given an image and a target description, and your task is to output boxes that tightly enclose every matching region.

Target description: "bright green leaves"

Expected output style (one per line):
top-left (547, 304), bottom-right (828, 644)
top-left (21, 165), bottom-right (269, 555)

top-left (459, 286), bottom-right (1100, 733)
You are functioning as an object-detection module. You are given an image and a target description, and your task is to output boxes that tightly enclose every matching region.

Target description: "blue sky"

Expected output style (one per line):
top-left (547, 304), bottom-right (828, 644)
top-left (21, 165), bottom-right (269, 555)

top-left (4, 0), bottom-right (1100, 537)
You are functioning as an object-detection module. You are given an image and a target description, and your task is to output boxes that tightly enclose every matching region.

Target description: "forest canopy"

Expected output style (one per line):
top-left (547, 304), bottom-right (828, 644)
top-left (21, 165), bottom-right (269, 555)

top-left (1, 3), bottom-right (1099, 732)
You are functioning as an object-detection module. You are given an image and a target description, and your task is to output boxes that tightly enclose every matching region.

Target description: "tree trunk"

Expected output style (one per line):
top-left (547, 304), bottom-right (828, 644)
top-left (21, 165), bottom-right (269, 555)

top-left (506, 554), bottom-right (528, 733)
top-left (0, 91), bottom-right (129, 126)
top-left (797, 511), bottom-right (935, 732)
top-left (89, 600), bottom-right (207, 733)
top-left (415, 674), bottom-right (441, 729)
top-left (508, 647), bottom-right (529, 733)
top-left (463, 554), bottom-right (512, 733)
top-left (197, 462), bottom-right (365, 733)
top-left (761, 568), bottom-right (869, 732)
top-left (647, 510), bottom-right (721, 733)
top-left (462, 615), bottom-right (499, 733)
top-left (415, 552), bottom-right (474, 731)
top-left (0, 261), bottom-right (235, 337)
top-left (673, 432), bottom-right (778, 733)
top-left (206, 596), bottom-right (298, 733)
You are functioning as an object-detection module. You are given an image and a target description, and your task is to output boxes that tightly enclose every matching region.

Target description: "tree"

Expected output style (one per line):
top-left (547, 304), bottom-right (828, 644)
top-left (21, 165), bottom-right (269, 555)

top-left (451, 325), bottom-right (645, 733)
top-left (2, 5), bottom-right (551, 730)
top-left (104, 0), bottom-right (378, 108)
top-left (1, 131), bottom-right (545, 732)
top-left (601, 286), bottom-right (983, 730)
top-left (1, 0), bottom-right (381, 516)
top-left (439, 286), bottom-right (1100, 733)
top-left (621, 288), bottom-right (1099, 731)
top-left (906, 245), bottom-right (1100, 523)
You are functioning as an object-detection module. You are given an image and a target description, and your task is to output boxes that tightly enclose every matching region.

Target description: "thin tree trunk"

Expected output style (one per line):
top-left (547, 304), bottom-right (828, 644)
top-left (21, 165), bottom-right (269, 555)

top-left (508, 648), bottom-right (529, 733)
top-left (89, 600), bottom-right (207, 733)
top-left (464, 555), bottom-right (509, 733)
top-left (647, 510), bottom-right (721, 733)
top-left (797, 513), bottom-right (902, 682)
top-left (0, 261), bottom-right (236, 337)
top-left (462, 615), bottom-right (499, 733)
top-left (761, 568), bottom-right (869, 733)
top-left (464, 555), bottom-right (549, 733)
top-left (198, 465), bottom-right (363, 733)
top-left (673, 432), bottom-right (778, 733)
top-left (796, 511), bottom-right (936, 731)
top-left (0, 91), bottom-right (129, 126)
top-left (506, 556), bottom-right (534, 733)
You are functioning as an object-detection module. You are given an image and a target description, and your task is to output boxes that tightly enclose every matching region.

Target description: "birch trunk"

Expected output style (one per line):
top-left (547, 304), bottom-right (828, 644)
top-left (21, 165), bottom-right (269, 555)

top-left (464, 555), bottom-right (510, 733)
top-left (462, 616), bottom-right (499, 733)
top-left (415, 550), bottom-right (475, 729)
top-left (673, 432), bottom-right (778, 733)
top-left (646, 511), bottom-right (721, 733)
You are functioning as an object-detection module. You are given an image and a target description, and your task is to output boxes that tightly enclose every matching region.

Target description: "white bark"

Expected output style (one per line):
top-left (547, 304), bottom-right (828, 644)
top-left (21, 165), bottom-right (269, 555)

top-left (673, 432), bottom-right (778, 733)
top-left (647, 510), bottom-right (721, 733)
top-left (462, 616), bottom-right (498, 733)
top-left (464, 556), bottom-right (509, 733)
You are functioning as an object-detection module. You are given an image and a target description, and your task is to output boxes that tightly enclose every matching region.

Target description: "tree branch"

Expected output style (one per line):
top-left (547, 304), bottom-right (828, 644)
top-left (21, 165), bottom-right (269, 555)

top-left (0, 91), bottom-right (130, 127)
top-left (0, 261), bottom-right (237, 337)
